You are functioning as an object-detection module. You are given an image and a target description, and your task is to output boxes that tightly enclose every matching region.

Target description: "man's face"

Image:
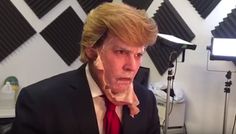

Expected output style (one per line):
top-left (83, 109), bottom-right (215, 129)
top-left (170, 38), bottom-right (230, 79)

top-left (98, 36), bottom-right (145, 94)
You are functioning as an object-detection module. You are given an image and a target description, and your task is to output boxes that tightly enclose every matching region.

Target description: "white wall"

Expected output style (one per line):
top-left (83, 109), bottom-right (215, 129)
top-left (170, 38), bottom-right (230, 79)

top-left (0, 0), bottom-right (86, 87)
top-left (145, 0), bottom-right (236, 134)
top-left (0, 0), bottom-right (236, 133)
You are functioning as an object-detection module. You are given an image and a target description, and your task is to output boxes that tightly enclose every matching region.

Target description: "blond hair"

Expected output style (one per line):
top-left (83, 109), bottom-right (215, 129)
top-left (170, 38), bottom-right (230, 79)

top-left (80, 2), bottom-right (158, 63)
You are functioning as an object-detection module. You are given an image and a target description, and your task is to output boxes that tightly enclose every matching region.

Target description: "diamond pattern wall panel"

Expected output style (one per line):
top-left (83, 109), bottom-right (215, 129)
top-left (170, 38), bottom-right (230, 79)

top-left (147, 39), bottom-right (184, 75)
top-left (147, 0), bottom-right (195, 75)
top-left (0, 0), bottom-right (36, 62)
top-left (211, 8), bottom-right (236, 38)
top-left (153, 0), bottom-right (195, 41)
top-left (122, 0), bottom-right (153, 10)
top-left (77, 0), bottom-right (112, 14)
top-left (211, 8), bottom-right (236, 65)
top-left (188, 0), bottom-right (221, 19)
top-left (40, 7), bottom-right (83, 65)
top-left (24, 0), bottom-right (62, 18)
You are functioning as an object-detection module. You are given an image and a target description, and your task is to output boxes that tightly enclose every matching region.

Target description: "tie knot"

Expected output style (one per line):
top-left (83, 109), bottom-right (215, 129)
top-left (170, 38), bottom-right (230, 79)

top-left (103, 96), bottom-right (116, 111)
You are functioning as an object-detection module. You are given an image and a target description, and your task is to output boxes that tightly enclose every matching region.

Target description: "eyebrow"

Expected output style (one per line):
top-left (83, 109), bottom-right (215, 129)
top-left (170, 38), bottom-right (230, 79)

top-left (114, 45), bottom-right (145, 54)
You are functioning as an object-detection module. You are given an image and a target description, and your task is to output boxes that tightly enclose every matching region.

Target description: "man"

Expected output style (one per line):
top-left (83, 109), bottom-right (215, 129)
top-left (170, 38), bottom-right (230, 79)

top-left (10, 2), bottom-right (160, 134)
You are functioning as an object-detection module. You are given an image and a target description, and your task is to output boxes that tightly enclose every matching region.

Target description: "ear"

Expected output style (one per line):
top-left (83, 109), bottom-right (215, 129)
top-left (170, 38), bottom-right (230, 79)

top-left (84, 47), bottom-right (98, 61)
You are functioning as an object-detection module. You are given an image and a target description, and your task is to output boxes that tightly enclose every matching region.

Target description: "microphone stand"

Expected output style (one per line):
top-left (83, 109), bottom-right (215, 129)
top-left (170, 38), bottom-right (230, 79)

top-left (222, 71), bottom-right (232, 134)
top-left (163, 51), bottom-right (176, 134)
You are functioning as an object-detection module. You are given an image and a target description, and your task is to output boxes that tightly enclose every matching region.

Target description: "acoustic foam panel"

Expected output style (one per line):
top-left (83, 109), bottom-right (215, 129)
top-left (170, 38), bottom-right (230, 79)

top-left (122, 0), bottom-right (153, 10)
top-left (147, 39), bottom-right (184, 75)
top-left (40, 7), bottom-right (83, 65)
top-left (148, 0), bottom-right (195, 75)
top-left (24, 0), bottom-right (62, 18)
top-left (211, 8), bottom-right (236, 65)
top-left (0, 0), bottom-right (36, 62)
top-left (77, 0), bottom-right (113, 14)
top-left (211, 8), bottom-right (236, 38)
top-left (188, 0), bottom-right (221, 19)
top-left (153, 0), bottom-right (195, 41)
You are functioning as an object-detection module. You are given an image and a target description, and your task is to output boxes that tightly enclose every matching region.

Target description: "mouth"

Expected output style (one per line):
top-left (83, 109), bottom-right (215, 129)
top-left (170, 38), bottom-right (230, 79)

top-left (116, 77), bottom-right (132, 84)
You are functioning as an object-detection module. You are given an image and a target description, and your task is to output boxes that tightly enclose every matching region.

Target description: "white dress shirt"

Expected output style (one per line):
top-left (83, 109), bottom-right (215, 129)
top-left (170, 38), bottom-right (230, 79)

top-left (85, 65), bottom-right (122, 134)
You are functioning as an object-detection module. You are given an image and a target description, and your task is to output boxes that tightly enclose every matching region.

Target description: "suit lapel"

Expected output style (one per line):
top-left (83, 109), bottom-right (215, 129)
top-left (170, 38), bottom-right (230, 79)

top-left (68, 64), bottom-right (99, 134)
top-left (122, 105), bottom-right (144, 134)
top-left (121, 84), bottom-right (143, 134)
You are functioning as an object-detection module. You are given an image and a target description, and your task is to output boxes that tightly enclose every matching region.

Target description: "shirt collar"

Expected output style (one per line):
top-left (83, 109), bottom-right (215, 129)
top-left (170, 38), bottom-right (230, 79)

top-left (85, 64), bottom-right (103, 98)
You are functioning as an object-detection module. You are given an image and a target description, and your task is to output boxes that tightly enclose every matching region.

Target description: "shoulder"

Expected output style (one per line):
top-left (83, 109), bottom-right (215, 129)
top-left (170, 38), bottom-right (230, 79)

top-left (133, 82), bottom-right (156, 105)
top-left (134, 82), bottom-right (154, 98)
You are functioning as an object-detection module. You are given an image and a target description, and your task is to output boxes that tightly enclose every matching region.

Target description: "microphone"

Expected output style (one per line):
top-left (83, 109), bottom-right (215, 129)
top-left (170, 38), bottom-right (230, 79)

top-left (157, 33), bottom-right (197, 50)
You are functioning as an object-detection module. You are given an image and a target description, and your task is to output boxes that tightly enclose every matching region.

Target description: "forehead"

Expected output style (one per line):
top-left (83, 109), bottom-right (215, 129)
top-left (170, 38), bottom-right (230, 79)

top-left (102, 35), bottom-right (145, 52)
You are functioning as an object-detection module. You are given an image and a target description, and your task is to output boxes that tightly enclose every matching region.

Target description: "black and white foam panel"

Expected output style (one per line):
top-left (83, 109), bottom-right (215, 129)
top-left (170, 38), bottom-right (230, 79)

top-left (77, 0), bottom-right (113, 14)
top-left (211, 8), bottom-right (236, 38)
top-left (24, 0), bottom-right (62, 18)
top-left (147, 39), bottom-right (183, 75)
top-left (149, 0), bottom-right (195, 75)
top-left (40, 7), bottom-right (83, 65)
top-left (153, 0), bottom-right (195, 41)
top-left (0, 0), bottom-right (36, 62)
top-left (211, 8), bottom-right (236, 65)
top-left (188, 0), bottom-right (221, 19)
top-left (122, 0), bottom-right (153, 10)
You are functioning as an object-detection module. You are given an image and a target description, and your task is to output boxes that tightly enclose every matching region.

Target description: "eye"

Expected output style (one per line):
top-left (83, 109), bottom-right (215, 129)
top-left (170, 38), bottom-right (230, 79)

top-left (135, 53), bottom-right (143, 58)
top-left (115, 50), bottom-right (126, 55)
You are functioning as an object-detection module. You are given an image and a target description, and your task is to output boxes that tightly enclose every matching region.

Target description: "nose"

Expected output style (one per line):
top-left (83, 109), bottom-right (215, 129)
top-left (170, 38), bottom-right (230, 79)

top-left (123, 55), bottom-right (138, 72)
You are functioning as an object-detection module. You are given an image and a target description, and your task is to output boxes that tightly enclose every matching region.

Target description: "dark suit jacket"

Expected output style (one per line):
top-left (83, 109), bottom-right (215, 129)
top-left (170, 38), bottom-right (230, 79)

top-left (10, 64), bottom-right (160, 134)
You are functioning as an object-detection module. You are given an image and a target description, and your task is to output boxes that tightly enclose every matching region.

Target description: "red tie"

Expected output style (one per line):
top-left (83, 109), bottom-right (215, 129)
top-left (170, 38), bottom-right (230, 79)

top-left (103, 97), bottom-right (121, 134)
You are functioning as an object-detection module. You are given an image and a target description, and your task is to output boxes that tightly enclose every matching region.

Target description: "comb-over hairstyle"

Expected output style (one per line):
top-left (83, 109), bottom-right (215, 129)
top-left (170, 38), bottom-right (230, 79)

top-left (80, 2), bottom-right (158, 63)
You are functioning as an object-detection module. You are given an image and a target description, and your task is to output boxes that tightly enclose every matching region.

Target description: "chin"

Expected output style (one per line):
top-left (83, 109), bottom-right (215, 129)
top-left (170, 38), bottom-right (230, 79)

top-left (111, 85), bottom-right (130, 94)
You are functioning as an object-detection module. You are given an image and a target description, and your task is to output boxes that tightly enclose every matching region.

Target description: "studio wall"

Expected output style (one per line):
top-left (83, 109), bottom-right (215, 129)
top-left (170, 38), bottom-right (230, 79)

top-left (0, 0), bottom-right (236, 133)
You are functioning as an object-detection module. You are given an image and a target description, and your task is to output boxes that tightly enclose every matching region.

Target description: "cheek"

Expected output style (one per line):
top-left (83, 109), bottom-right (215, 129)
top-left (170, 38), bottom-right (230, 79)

top-left (103, 60), bottom-right (122, 76)
top-left (100, 56), bottom-right (118, 75)
top-left (101, 54), bottom-right (122, 71)
top-left (103, 66), bottom-right (117, 86)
